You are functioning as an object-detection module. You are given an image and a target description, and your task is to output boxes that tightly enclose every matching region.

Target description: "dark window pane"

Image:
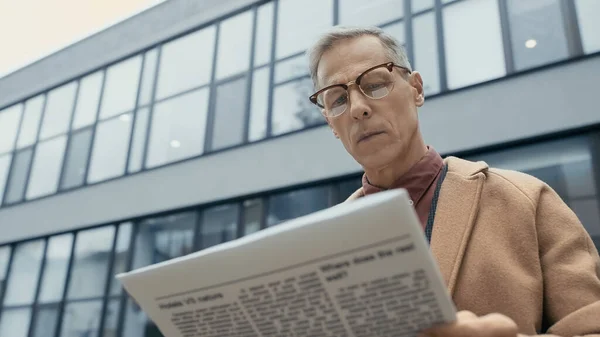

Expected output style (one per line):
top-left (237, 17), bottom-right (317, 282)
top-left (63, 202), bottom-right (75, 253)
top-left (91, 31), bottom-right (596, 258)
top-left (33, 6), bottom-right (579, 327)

top-left (271, 78), bottom-right (323, 136)
top-left (147, 89), bottom-right (209, 168)
top-left (243, 198), bottom-right (264, 235)
top-left (16, 95), bottom-right (44, 149)
top-left (0, 104), bottom-right (22, 154)
top-left (87, 113), bottom-right (132, 183)
top-left (39, 82), bottom-right (77, 140)
top-left (72, 71), bottom-right (103, 130)
top-left (110, 223), bottom-right (133, 296)
top-left (201, 204), bottom-right (239, 249)
top-left (575, 0), bottom-right (600, 54)
top-left (128, 108), bottom-right (150, 173)
top-left (133, 212), bottom-right (196, 269)
top-left (216, 11), bottom-right (253, 80)
top-left (413, 12), bottom-right (441, 95)
top-left (156, 26), bottom-right (216, 100)
top-left (340, 0), bottom-right (404, 26)
top-left (60, 127), bottom-right (93, 190)
top-left (100, 56), bottom-right (142, 120)
top-left (507, 0), bottom-right (569, 71)
top-left (0, 246), bottom-right (11, 300)
top-left (0, 154), bottom-right (11, 204)
top-left (268, 186), bottom-right (330, 226)
top-left (254, 3), bottom-right (274, 67)
top-left (26, 135), bottom-right (68, 199)
top-left (3, 240), bottom-right (44, 305)
top-left (38, 234), bottom-right (73, 303)
top-left (60, 300), bottom-right (103, 337)
top-left (31, 304), bottom-right (60, 337)
top-left (0, 307), bottom-right (32, 337)
top-left (339, 178), bottom-right (362, 203)
top-left (138, 49), bottom-right (158, 106)
top-left (571, 199), bottom-right (600, 236)
top-left (211, 77), bottom-right (248, 151)
top-left (5, 148), bottom-right (33, 204)
top-left (123, 298), bottom-right (163, 337)
top-left (68, 226), bottom-right (115, 299)
top-left (102, 298), bottom-right (122, 337)
top-left (248, 67), bottom-right (270, 142)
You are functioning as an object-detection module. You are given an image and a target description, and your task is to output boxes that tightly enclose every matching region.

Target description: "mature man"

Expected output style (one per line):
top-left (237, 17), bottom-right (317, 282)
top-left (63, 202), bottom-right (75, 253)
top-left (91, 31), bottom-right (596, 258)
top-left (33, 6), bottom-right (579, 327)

top-left (307, 26), bottom-right (600, 337)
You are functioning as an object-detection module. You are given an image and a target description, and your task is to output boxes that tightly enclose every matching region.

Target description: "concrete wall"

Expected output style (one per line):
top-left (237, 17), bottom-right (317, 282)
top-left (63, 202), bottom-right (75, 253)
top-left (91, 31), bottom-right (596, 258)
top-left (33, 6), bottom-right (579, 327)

top-left (1, 55), bottom-right (599, 244)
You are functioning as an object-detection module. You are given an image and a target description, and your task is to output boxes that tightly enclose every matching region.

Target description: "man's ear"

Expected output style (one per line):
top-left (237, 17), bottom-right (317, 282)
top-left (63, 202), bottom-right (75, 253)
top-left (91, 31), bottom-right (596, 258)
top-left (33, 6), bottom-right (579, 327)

top-left (325, 116), bottom-right (340, 139)
top-left (409, 71), bottom-right (425, 107)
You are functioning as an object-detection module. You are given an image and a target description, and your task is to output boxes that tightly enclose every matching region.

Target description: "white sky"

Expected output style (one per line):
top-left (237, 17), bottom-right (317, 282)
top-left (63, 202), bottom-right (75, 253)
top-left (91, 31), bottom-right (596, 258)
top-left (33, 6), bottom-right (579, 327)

top-left (0, 0), bottom-right (164, 78)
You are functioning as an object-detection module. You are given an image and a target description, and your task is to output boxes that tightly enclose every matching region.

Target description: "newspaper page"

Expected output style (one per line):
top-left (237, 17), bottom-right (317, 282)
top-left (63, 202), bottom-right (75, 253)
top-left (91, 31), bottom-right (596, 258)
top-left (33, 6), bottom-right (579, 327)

top-left (117, 189), bottom-right (456, 337)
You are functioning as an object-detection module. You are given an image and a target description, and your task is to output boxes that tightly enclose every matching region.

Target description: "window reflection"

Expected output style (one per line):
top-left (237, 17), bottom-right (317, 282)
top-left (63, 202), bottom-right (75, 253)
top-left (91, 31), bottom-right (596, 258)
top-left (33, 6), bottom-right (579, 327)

top-left (254, 3), bottom-right (274, 67)
top-left (60, 127), bottom-right (93, 190)
top-left (248, 67), bottom-right (270, 142)
top-left (16, 95), bottom-right (44, 149)
top-left (216, 11), bottom-right (253, 79)
top-left (267, 186), bottom-right (330, 226)
top-left (123, 298), bottom-right (163, 337)
top-left (413, 12), bottom-right (440, 95)
top-left (87, 113), bottom-right (132, 183)
top-left (271, 77), bottom-right (323, 136)
top-left (31, 304), bottom-right (60, 337)
top-left (26, 135), bottom-right (68, 199)
top-left (68, 226), bottom-right (116, 299)
top-left (201, 204), bottom-right (239, 249)
top-left (102, 299), bottom-right (122, 337)
top-left (243, 198), bottom-right (264, 235)
top-left (575, 0), bottom-right (600, 54)
top-left (275, 55), bottom-right (308, 83)
top-left (0, 104), bottom-right (22, 154)
top-left (4, 148), bottom-right (33, 204)
top-left (100, 56), bottom-right (142, 120)
top-left (110, 223), bottom-right (133, 295)
top-left (60, 300), bottom-right (103, 337)
top-left (72, 71), bottom-right (103, 129)
top-left (0, 307), bottom-right (31, 337)
top-left (39, 82), bottom-right (77, 140)
top-left (38, 234), bottom-right (73, 303)
top-left (3, 240), bottom-right (44, 306)
top-left (339, 0), bottom-right (404, 27)
top-left (211, 77), bottom-right (248, 150)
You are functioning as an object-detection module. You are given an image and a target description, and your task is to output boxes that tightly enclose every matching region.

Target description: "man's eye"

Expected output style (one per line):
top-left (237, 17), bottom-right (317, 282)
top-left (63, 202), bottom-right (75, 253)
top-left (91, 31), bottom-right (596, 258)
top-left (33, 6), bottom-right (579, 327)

top-left (364, 82), bottom-right (386, 90)
top-left (331, 94), bottom-right (347, 107)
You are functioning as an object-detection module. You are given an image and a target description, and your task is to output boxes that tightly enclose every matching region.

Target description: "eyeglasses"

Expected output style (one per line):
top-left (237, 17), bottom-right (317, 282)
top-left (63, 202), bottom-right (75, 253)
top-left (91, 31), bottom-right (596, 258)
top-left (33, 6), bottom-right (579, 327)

top-left (309, 62), bottom-right (411, 118)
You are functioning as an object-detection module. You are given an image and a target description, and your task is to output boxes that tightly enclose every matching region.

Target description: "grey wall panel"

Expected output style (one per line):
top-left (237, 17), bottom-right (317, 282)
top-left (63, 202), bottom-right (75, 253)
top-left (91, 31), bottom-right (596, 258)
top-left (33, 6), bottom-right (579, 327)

top-left (0, 0), bottom-right (259, 109)
top-left (0, 56), bottom-right (599, 244)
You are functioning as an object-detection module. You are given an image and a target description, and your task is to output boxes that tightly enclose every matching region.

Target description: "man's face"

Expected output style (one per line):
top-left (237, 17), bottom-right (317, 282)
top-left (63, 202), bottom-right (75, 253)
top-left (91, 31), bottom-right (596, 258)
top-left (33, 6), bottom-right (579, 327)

top-left (316, 35), bottom-right (424, 170)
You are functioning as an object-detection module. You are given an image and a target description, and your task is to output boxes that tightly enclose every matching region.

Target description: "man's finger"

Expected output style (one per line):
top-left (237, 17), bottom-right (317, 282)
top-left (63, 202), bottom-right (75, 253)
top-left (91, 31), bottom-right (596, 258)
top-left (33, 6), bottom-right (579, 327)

top-left (420, 312), bottom-right (518, 337)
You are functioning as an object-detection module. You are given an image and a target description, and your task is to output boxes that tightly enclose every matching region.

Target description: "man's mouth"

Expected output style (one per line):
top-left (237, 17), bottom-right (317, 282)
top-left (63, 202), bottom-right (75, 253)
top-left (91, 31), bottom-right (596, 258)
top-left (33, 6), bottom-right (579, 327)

top-left (357, 131), bottom-right (385, 143)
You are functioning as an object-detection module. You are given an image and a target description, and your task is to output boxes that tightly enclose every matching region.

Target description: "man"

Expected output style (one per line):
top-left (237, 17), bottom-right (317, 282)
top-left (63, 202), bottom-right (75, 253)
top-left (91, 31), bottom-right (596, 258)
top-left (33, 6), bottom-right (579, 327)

top-left (307, 26), bottom-right (600, 337)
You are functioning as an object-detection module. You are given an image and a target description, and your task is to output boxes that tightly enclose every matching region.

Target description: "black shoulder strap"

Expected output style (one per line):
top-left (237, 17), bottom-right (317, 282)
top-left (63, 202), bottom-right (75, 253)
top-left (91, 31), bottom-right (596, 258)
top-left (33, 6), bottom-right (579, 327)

top-left (425, 163), bottom-right (448, 244)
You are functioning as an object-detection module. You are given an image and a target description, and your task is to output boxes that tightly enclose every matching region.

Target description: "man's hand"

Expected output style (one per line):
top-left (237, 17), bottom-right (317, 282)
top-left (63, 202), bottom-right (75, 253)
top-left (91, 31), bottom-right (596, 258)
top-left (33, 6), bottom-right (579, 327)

top-left (419, 310), bottom-right (519, 337)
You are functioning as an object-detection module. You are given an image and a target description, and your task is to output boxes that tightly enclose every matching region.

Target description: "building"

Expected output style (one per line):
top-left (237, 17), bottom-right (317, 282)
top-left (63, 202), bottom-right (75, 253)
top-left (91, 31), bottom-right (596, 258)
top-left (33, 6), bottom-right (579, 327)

top-left (0, 0), bottom-right (599, 336)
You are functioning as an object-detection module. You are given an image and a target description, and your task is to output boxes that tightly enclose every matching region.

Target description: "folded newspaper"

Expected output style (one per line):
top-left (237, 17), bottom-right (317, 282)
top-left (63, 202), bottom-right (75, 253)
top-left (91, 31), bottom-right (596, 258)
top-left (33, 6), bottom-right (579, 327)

top-left (117, 189), bottom-right (456, 337)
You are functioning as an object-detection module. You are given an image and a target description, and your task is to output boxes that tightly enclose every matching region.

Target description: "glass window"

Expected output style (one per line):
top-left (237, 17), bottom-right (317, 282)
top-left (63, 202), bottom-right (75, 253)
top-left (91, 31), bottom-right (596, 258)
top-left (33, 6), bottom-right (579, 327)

top-left (60, 300), bottom-right (103, 337)
top-left (39, 82), bottom-right (77, 140)
top-left (338, 178), bottom-right (362, 203)
top-left (0, 154), bottom-right (11, 204)
top-left (128, 107), bottom-right (149, 173)
top-left (216, 11), bottom-right (253, 80)
top-left (0, 246), bottom-right (11, 300)
top-left (443, 0), bottom-right (506, 89)
top-left (109, 223), bottom-right (133, 295)
top-left (271, 77), bottom-right (323, 136)
top-left (68, 226), bottom-right (115, 299)
top-left (60, 128), bottom-right (93, 190)
top-left (201, 204), bottom-right (239, 249)
top-left (146, 89), bottom-right (209, 168)
top-left (102, 299), bottom-right (122, 337)
top-left (507, 0), bottom-right (569, 71)
top-left (138, 49), bottom-right (159, 106)
top-left (267, 186), bottom-right (330, 226)
top-left (0, 307), bottom-right (32, 337)
top-left (3, 240), bottom-right (44, 305)
top-left (31, 304), bottom-right (60, 337)
top-left (87, 113), bottom-right (132, 183)
top-left (38, 234), bottom-right (74, 303)
top-left (248, 67), bottom-right (270, 142)
top-left (0, 104), bottom-right (22, 154)
top-left (340, 0), bottom-right (404, 26)
top-left (123, 298), bottom-right (157, 337)
top-left (276, 0), bottom-right (333, 59)
top-left (156, 26), bottom-right (216, 100)
top-left (571, 199), bottom-right (600, 236)
top-left (132, 212), bottom-right (196, 269)
top-left (16, 95), bottom-right (44, 149)
top-left (211, 77), bottom-right (248, 151)
top-left (4, 148), bottom-right (33, 204)
top-left (412, 0), bottom-right (433, 12)
top-left (382, 20), bottom-right (405, 46)
top-left (72, 71), bottom-right (103, 129)
top-left (413, 12), bottom-right (441, 95)
top-left (26, 136), bottom-right (67, 199)
top-left (254, 3), bottom-right (274, 66)
top-left (275, 55), bottom-right (308, 83)
top-left (100, 56), bottom-right (142, 120)
top-left (575, 0), bottom-right (600, 54)
top-left (243, 198), bottom-right (263, 235)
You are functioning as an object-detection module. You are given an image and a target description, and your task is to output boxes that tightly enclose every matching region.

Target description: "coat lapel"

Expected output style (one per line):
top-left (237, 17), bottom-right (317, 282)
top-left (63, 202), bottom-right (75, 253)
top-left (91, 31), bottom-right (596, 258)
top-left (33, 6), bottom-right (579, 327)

top-left (430, 157), bottom-right (486, 297)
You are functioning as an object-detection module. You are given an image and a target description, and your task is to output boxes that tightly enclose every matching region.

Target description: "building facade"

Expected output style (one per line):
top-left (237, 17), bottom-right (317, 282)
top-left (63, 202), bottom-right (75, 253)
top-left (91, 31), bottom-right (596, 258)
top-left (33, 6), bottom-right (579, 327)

top-left (0, 0), bottom-right (599, 336)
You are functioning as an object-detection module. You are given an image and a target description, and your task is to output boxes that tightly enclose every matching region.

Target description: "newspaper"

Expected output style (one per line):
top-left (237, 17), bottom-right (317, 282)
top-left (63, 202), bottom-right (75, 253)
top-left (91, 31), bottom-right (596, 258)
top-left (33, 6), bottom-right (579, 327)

top-left (117, 189), bottom-right (456, 337)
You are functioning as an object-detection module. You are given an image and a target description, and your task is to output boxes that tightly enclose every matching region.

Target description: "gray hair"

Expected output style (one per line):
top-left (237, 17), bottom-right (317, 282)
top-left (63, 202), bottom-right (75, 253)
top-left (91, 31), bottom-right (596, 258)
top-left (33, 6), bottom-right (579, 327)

top-left (307, 26), bottom-right (412, 89)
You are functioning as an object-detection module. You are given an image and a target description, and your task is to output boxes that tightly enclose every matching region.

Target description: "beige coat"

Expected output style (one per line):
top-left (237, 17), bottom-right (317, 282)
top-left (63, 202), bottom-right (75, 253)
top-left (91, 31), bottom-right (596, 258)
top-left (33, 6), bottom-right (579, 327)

top-left (347, 157), bottom-right (600, 337)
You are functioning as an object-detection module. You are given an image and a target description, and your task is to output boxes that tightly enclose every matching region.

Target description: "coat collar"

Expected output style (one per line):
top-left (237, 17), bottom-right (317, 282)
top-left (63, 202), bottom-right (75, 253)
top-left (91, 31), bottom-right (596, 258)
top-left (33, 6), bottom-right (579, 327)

top-left (345, 156), bottom-right (488, 296)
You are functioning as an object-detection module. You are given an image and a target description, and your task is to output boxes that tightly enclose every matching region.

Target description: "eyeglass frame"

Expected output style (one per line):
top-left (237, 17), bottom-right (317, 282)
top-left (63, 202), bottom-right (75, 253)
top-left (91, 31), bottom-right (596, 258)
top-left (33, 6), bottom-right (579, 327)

top-left (308, 62), bottom-right (411, 117)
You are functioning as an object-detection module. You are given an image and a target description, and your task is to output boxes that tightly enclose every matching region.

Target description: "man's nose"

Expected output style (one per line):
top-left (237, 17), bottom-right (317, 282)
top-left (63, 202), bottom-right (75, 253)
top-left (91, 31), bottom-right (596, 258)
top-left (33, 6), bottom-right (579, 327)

top-left (348, 86), bottom-right (372, 120)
